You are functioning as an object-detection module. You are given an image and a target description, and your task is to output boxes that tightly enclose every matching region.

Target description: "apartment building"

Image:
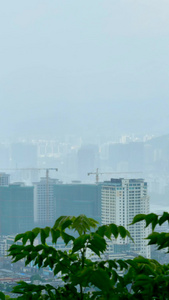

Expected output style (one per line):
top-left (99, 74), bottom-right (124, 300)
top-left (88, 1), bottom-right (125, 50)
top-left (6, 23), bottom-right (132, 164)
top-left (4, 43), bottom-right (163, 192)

top-left (0, 183), bottom-right (34, 235)
top-left (101, 178), bottom-right (150, 258)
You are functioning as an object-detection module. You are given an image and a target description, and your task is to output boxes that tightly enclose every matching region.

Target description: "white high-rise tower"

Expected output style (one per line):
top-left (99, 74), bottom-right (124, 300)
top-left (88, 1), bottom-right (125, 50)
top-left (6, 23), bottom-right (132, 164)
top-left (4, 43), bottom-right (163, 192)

top-left (101, 178), bottom-right (150, 258)
top-left (34, 177), bottom-right (58, 226)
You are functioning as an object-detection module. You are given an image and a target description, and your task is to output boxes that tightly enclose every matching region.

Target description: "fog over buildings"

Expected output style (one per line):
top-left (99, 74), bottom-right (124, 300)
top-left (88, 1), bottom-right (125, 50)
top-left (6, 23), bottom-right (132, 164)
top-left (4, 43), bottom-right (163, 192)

top-left (0, 135), bottom-right (169, 208)
top-left (0, 1), bottom-right (169, 263)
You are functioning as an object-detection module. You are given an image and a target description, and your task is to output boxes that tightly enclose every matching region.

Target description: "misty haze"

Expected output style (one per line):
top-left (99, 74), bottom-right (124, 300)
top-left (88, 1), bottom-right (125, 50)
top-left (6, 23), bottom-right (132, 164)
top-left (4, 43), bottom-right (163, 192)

top-left (0, 0), bottom-right (169, 296)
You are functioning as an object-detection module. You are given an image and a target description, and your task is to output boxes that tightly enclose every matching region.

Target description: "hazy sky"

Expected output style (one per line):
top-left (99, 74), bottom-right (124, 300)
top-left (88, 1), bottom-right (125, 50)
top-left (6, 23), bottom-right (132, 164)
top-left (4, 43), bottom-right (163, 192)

top-left (1, 0), bottom-right (169, 140)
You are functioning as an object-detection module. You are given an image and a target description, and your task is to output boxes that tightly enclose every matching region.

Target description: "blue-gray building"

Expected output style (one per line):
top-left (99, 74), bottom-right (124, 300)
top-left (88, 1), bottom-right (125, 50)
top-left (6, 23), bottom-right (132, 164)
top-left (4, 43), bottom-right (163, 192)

top-left (0, 183), bottom-right (34, 235)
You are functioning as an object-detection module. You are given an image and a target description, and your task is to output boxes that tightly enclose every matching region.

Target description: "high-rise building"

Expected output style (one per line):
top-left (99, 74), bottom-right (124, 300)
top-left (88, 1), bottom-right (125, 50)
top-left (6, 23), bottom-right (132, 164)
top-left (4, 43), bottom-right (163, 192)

top-left (0, 183), bottom-right (34, 235)
top-left (53, 183), bottom-right (101, 223)
top-left (0, 173), bottom-right (10, 186)
top-left (77, 145), bottom-right (99, 182)
top-left (108, 142), bottom-right (144, 172)
top-left (34, 177), bottom-right (59, 227)
top-left (101, 178), bottom-right (150, 258)
top-left (34, 179), bottom-right (102, 226)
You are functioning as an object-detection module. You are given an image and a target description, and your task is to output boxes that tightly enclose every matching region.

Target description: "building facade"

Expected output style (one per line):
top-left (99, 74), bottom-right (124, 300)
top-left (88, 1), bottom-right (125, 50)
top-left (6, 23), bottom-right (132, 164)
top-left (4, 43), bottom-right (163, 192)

top-left (0, 173), bottom-right (10, 186)
top-left (34, 178), bottom-right (59, 226)
top-left (53, 183), bottom-right (101, 223)
top-left (101, 178), bottom-right (150, 258)
top-left (0, 183), bottom-right (34, 235)
top-left (34, 179), bottom-right (102, 226)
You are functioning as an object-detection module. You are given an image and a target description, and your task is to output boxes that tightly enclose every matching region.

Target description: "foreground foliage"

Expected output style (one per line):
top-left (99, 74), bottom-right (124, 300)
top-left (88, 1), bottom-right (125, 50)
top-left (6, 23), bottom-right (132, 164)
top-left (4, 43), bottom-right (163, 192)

top-left (1, 212), bottom-right (169, 299)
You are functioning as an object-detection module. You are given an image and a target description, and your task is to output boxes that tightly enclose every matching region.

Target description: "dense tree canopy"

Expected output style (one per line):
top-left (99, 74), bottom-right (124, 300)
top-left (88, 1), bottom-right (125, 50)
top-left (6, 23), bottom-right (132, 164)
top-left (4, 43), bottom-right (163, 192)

top-left (1, 212), bottom-right (169, 299)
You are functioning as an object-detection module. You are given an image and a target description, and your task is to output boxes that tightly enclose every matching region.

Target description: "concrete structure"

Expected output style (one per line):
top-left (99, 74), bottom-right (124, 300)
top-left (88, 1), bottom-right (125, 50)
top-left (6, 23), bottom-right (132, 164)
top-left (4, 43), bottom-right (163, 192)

top-left (0, 183), bottom-right (34, 235)
top-left (101, 178), bottom-right (150, 258)
top-left (34, 179), bottom-right (102, 226)
top-left (34, 177), bottom-right (59, 226)
top-left (53, 182), bottom-right (101, 223)
top-left (77, 145), bottom-right (99, 182)
top-left (0, 173), bottom-right (10, 186)
top-left (108, 142), bottom-right (144, 172)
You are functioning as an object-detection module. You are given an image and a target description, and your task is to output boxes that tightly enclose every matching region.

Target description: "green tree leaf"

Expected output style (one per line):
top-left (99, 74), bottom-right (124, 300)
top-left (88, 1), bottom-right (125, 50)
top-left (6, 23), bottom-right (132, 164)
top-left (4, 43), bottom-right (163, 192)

top-left (118, 226), bottom-right (128, 238)
top-left (53, 216), bottom-right (74, 230)
top-left (72, 234), bottom-right (90, 253)
top-left (14, 233), bottom-right (24, 242)
top-left (61, 232), bottom-right (74, 245)
top-left (72, 215), bottom-right (97, 235)
top-left (130, 214), bottom-right (146, 225)
top-left (51, 228), bottom-right (60, 244)
top-left (145, 213), bottom-right (158, 230)
top-left (159, 211), bottom-right (169, 225)
top-left (109, 223), bottom-right (119, 238)
top-left (89, 233), bottom-right (107, 254)
top-left (0, 292), bottom-right (5, 300)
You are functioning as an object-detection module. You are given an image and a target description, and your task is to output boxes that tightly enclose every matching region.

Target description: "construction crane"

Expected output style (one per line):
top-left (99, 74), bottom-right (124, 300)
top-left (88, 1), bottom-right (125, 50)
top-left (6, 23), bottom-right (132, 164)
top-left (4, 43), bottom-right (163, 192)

top-left (0, 168), bottom-right (58, 182)
top-left (88, 168), bottom-right (142, 184)
top-left (0, 168), bottom-right (58, 173)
